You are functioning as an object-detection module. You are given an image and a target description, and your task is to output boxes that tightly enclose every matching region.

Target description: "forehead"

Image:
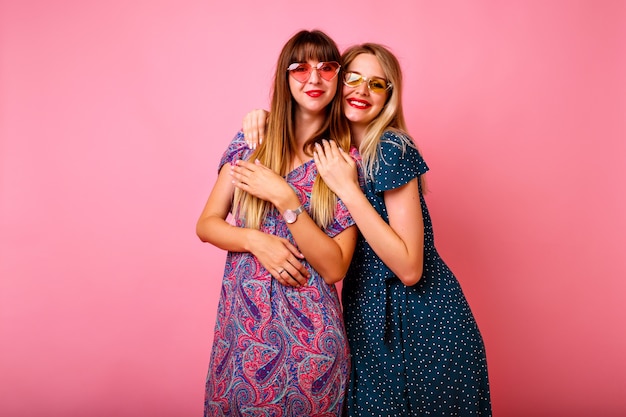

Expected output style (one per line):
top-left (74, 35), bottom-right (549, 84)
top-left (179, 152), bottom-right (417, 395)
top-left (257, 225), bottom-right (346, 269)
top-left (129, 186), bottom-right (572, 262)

top-left (346, 53), bottom-right (385, 77)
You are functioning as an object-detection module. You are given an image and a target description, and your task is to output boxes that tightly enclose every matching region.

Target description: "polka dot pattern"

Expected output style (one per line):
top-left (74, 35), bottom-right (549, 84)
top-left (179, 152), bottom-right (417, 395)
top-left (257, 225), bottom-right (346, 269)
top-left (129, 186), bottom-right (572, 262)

top-left (342, 131), bottom-right (491, 416)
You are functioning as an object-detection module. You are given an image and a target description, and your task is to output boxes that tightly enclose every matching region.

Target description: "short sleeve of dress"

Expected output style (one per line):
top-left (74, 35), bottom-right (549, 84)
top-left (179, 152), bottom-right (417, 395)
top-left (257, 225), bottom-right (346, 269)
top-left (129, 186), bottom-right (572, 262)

top-left (325, 199), bottom-right (354, 238)
top-left (218, 131), bottom-right (253, 172)
top-left (323, 146), bottom-right (362, 238)
top-left (373, 131), bottom-right (429, 193)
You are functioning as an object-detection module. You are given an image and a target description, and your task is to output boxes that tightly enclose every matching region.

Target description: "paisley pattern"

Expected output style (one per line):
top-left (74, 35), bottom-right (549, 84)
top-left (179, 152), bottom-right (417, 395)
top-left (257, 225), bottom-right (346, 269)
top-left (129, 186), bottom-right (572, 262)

top-left (204, 132), bottom-right (354, 417)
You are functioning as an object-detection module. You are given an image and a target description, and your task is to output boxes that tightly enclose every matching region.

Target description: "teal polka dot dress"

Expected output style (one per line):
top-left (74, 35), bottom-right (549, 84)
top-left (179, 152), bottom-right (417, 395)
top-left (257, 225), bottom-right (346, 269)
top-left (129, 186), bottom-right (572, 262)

top-left (342, 131), bottom-right (491, 416)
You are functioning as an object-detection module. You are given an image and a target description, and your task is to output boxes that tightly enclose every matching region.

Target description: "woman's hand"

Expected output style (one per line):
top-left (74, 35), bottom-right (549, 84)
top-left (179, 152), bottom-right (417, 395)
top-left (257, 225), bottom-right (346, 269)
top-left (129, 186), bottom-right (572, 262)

top-left (248, 230), bottom-right (310, 287)
top-left (313, 140), bottom-right (360, 198)
top-left (230, 159), bottom-right (292, 206)
top-left (197, 163), bottom-right (307, 287)
top-left (242, 109), bottom-right (269, 149)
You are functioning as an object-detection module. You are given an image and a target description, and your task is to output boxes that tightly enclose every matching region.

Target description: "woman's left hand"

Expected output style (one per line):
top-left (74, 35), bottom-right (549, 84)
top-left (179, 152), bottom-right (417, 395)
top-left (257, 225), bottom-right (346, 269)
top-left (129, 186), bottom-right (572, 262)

top-left (230, 159), bottom-right (291, 205)
top-left (313, 140), bottom-right (359, 198)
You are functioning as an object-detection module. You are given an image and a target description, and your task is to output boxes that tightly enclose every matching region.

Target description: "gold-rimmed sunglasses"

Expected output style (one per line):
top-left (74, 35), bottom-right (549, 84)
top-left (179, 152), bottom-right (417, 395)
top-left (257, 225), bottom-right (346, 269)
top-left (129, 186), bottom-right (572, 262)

top-left (343, 72), bottom-right (392, 94)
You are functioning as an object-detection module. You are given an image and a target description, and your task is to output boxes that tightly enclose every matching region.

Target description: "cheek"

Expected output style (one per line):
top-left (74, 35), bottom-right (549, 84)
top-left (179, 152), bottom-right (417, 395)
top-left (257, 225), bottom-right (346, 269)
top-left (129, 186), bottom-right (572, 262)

top-left (372, 97), bottom-right (387, 113)
top-left (328, 79), bottom-right (339, 97)
top-left (288, 77), bottom-right (299, 92)
top-left (341, 100), bottom-right (352, 118)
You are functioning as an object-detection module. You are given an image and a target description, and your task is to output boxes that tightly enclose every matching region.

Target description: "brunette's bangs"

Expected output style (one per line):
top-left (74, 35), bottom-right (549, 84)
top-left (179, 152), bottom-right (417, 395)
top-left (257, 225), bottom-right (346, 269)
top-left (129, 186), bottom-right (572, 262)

top-left (290, 39), bottom-right (339, 64)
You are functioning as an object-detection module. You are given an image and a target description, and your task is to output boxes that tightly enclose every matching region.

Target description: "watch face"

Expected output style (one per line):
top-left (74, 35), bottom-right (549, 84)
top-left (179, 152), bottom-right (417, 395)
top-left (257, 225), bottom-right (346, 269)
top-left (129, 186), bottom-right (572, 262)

top-left (284, 210), bottom-right (296, 224)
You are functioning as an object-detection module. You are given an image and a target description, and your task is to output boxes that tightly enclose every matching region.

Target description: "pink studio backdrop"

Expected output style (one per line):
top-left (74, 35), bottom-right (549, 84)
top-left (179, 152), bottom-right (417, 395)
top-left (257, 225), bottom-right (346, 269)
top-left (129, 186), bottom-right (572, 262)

top-left (1, 1), bottom-right (625, 416)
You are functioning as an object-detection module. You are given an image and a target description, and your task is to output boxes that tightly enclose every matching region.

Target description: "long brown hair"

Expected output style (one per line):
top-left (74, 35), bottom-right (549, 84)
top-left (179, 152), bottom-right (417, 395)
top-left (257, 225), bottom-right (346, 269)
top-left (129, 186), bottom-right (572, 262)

top-left (233, 30), bottom-right (351, 229)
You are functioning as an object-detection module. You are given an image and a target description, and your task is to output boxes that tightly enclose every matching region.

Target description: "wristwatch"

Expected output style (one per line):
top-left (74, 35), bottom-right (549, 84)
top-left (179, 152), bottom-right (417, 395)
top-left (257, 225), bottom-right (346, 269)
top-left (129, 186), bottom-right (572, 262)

top-left (283, 205), bottom-right (304, 224)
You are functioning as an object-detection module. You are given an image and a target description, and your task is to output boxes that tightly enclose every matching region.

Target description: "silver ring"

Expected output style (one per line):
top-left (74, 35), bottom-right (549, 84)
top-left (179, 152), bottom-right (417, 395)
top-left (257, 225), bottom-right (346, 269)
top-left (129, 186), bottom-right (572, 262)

top-left (278, 269), bottom-right (285, 275)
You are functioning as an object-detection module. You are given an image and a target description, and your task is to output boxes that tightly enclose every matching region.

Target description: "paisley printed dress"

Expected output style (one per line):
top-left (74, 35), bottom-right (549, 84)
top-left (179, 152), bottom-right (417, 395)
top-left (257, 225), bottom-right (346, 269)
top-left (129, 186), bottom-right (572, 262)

top-left (204, 132), bottom-right (354, 417)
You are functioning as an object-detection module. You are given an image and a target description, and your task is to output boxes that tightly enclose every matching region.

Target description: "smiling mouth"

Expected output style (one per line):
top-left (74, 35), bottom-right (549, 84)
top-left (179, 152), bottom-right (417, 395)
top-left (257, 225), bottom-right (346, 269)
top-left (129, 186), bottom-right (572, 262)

top-left (347, 98), bottom-right (370, 109)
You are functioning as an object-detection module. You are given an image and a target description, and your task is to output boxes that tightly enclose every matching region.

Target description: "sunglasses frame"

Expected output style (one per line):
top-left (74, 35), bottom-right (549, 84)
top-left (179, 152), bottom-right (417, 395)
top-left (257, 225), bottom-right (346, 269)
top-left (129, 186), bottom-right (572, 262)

top-left (343, 72), bottom-right (393, 94)
top-left (287, 61), bottom-right (341, 83)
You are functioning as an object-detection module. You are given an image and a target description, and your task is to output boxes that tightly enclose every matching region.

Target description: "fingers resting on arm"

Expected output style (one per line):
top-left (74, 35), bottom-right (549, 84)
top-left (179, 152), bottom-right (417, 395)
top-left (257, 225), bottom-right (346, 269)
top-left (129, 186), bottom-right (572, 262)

top-left (242, 109), bottom-right (269, 149)
top-left (313, 140), bottom-right (360, 199)
top-left (230, 159), bottom-right (298, 210)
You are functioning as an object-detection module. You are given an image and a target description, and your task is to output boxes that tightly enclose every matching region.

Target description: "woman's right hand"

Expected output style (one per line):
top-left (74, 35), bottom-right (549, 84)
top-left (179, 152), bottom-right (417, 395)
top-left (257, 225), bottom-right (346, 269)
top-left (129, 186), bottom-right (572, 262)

top-left (248, 230), bottom-right (310, 287)
top-left (242, 109), bottom-right (269, 149)
top-left (314, 140), bottom-right (360, 199)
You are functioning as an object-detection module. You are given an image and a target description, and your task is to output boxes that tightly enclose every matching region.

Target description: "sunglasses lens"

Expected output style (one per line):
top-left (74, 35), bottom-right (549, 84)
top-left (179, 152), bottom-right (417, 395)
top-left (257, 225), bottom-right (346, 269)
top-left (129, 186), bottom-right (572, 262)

top-left (369, 78), bottom-right (389, 93)
top-left (288, 63), bottom-right (312, 83)
top-left (344, 72), bottom-right (364, 87)
top-left (317, 62), bottom-right (340, 81)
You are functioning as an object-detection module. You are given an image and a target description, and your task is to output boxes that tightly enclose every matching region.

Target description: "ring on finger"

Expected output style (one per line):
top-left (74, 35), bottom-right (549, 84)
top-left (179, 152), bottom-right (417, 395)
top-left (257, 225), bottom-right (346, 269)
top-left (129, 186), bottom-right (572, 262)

top-left (278, 269), bottom-right (285, 275)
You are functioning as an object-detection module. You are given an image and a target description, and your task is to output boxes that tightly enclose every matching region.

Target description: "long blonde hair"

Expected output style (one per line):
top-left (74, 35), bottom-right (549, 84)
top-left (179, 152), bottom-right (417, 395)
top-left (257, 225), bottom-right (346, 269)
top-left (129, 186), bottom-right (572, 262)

top-left (342, 43), bottom-right (426, 190)
top-left (233, 30), bottom-right (351, 229)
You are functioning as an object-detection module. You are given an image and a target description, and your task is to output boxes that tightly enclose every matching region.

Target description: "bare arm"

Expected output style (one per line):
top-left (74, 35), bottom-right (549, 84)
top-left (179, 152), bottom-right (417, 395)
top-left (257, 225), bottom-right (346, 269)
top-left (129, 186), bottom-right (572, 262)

top-left (230, 159), bottom-right (357, 284)
top-left (196, 163), bottom-right (311, 287)
top-left (314, 140), bottom-right (424, 286)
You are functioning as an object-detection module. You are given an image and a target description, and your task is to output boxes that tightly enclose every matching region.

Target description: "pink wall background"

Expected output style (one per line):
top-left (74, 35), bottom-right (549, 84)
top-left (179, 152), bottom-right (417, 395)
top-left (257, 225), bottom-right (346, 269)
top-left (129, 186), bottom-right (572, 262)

top-left (1, 1), bottom-right (624, 416)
